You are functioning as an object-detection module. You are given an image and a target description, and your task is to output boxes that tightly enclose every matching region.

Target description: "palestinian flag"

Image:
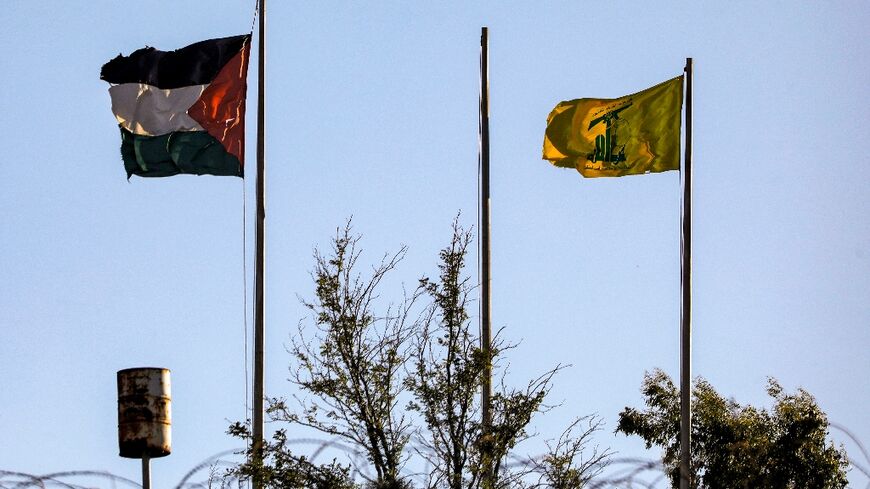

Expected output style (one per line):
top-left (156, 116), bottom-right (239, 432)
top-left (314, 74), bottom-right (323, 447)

top-left (101, 35), bottom-right (251, 178)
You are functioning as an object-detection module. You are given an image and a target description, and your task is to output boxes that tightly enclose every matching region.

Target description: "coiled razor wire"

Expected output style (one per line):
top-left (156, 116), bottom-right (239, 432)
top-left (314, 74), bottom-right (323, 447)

top-left (3, 426), bottom-right (868, 489)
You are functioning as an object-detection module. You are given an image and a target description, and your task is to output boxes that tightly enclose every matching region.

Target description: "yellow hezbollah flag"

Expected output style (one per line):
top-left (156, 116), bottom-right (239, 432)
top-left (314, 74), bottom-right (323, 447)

top-left (543, 76), bottom-right (683, 178)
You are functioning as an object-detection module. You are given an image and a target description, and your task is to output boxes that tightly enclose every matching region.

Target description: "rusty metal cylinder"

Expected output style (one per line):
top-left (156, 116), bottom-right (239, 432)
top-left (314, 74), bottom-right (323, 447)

top-left (117, 367), bottom-right (171, 458)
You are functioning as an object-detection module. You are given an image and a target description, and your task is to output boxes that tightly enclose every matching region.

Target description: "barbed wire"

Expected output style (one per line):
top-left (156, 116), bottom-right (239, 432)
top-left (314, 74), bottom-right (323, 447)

top-left (0, 469), bottom-right (140, 489)
top-left (4, 422), bottom-right (869, 489)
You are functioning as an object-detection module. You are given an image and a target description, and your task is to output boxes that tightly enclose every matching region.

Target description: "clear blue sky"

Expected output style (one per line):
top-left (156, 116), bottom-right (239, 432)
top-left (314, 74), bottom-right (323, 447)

top-left (1, 1), bottom-right (868, 487)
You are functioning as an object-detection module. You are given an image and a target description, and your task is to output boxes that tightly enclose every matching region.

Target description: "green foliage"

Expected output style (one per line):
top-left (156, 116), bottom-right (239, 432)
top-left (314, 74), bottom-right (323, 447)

top-left (404, 221), bottom-right (485, 489)
top-left (616, 369), bottom-right (849, 489)
top-left (274, 221), bottom-right (417, 486)
top-left (405, 218), bottom-right (605, 489)
top-left (406, 219), bottom-right (544, 489)
top-left (225, 422), bottom-right (357, 489)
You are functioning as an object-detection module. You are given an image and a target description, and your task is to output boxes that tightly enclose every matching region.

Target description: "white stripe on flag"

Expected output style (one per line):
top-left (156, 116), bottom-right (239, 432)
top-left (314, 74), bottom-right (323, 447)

top-left (109, 83), bottom-right (206, 136)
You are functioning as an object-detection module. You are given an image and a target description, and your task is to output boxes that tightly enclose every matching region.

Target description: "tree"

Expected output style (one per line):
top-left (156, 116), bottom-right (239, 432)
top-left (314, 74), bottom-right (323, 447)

top-left (527, 416), bottom-right (611, 489)
top-left (228, 219), bottom-right (610, 488)
top-left (226, 424), bottom-right (358, 489)
top-left (269, 222), bottom-right (418, 488)
top-left (616, 369), bottom-right (849, 489)
top-left (406, 221), bottom-right (583, 489)
top-left (404, 222), bottom-right (485, 489)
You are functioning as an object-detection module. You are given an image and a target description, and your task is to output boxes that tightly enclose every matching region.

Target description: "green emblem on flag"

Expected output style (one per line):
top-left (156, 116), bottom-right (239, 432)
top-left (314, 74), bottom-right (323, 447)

top-left (586, 102), bottom-right (633, 168)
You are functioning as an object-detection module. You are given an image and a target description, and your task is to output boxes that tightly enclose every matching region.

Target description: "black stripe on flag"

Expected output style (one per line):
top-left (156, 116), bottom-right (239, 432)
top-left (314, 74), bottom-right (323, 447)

top-left (100, 35), bottom-right (250, 89)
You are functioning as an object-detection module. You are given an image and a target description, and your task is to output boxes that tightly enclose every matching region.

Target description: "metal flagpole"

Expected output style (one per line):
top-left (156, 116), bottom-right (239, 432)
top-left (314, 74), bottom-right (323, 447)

top-left (479, 26), bottom-right (493, 487)
top-left (252, 0), bottom-right (266, 485)
top-left (679, 57), bottom-right (693, 489)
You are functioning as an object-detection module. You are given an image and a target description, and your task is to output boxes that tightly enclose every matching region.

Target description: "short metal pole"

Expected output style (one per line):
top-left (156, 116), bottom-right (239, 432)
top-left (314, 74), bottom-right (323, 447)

top-left (142, 454), bottom-right (151, 489)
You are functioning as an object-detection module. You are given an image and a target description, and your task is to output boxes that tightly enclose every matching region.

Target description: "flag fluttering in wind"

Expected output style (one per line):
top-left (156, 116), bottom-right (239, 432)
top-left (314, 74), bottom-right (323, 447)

top-left (101, 35), bottom-right (251, 178)
top-left (543, 76), bottom-right (683, 178)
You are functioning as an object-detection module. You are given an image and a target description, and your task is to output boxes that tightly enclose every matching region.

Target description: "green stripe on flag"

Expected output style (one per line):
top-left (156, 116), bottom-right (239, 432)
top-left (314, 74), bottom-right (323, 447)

top-left (119, 126), bottom-right (242, 179)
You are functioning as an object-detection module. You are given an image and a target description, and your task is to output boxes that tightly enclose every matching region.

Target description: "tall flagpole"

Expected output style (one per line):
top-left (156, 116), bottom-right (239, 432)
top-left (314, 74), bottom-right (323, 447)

top-left (679, 57), bottom-right (693, 489)
top-left (252, 0), bottom-right (266, 484)
top-left (479, 26), bottom-right (493, 487)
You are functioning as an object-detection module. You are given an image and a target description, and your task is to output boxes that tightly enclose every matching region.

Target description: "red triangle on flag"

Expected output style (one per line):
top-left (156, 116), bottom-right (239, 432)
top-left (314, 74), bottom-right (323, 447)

top-left (188, 39), bottom-right (251, 168)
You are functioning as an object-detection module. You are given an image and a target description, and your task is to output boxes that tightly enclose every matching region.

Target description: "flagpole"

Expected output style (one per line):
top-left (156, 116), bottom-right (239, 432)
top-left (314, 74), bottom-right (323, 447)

top-left (679, 57), bottom-right (693, 489)
top-left (252, 0), bottom-right (266, 484)
top-left (479, 26), bottom-right (493, 487)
